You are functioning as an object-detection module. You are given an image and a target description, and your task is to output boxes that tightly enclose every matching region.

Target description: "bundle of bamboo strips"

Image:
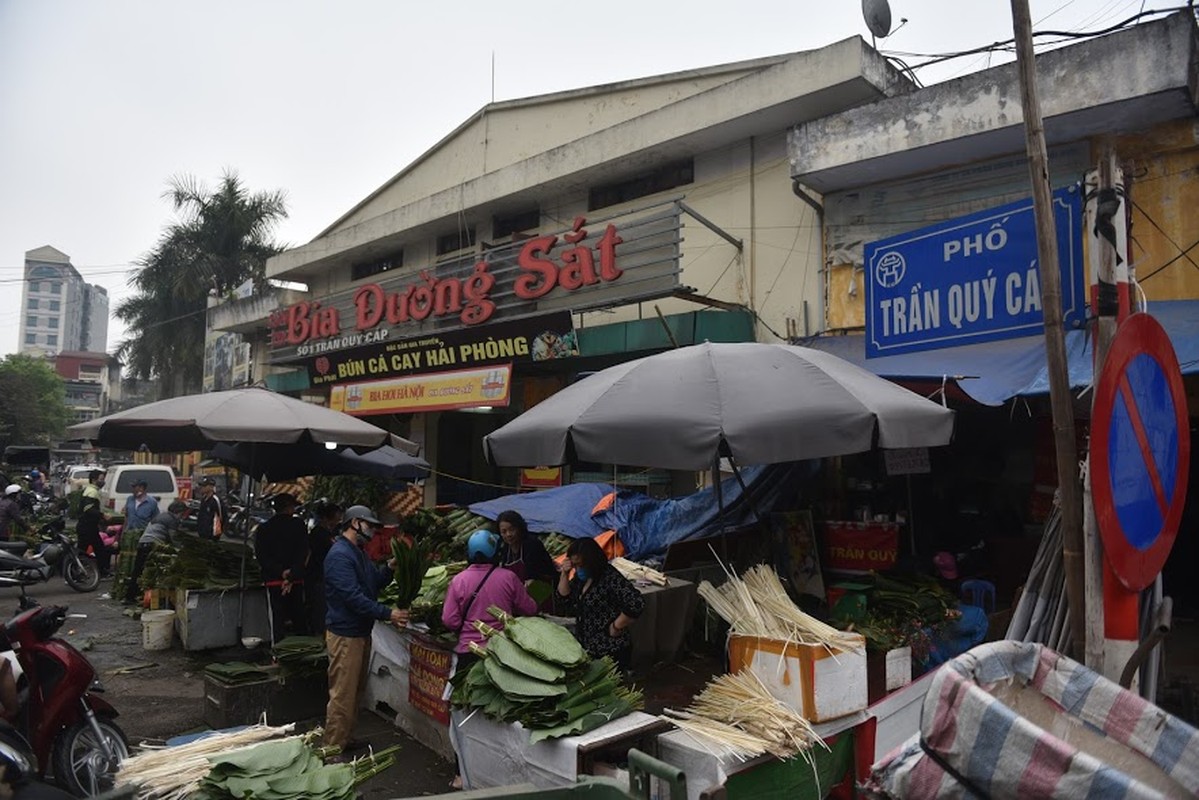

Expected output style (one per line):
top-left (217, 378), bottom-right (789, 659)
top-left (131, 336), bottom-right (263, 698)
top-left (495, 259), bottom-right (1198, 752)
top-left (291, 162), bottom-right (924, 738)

top-left (116, 722), bottom-right (297, 800)
top-left (699, 564), bottom-right (861, 652)
top-left (611, 557), bottom-right (668, 586)
top-left (663, 670), bottom-right (827, 761)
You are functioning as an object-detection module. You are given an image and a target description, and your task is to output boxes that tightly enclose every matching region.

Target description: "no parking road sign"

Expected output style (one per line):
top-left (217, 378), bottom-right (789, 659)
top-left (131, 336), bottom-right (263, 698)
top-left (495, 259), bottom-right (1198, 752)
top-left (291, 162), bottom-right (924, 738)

top-left (1092, 313), bottom-right (1190, 591)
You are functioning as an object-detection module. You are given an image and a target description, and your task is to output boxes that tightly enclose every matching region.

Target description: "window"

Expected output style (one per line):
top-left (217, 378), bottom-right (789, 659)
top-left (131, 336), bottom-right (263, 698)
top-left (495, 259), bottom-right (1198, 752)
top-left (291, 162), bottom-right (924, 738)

top-left (588, 159), bottom-right (694, 211)
top-left (50, 282), bottom-right (61, 294)
top-left (114, 469), bottom-right (175, 493)
top-left (436, 227), bottom-right (475, 256)
top-left (29, 282), bottom-right (39, 293)
top-left (47, 316), bottom-right (58, 329)
top-left (46, 334), bottom-right (57, 347)
top-left (351, 249), bottom-right (404, 281)
top-left (25, 316), bottom-right (36, 328)
top-left (493, 208), bottom-right (540, 239)
top-left (26, 299), bottom-right (37, 310)
top-left (49, 300), bottom-right (60, 312)
top-left (23, 334), bottom-right (35, 345)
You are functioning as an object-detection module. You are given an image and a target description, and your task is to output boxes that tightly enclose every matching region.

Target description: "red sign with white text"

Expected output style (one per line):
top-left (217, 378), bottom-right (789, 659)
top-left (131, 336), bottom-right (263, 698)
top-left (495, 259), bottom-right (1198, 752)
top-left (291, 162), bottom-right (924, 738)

top-left (267, 203), bottom-right (681, 363)
top-left (821, 521), bottom-right (900, 572)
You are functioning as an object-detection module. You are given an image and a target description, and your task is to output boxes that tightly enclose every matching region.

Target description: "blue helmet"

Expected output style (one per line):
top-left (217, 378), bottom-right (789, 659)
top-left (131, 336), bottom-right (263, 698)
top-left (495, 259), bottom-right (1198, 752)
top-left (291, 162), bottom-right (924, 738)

top-left (467, 529), bottom-right (499, 563)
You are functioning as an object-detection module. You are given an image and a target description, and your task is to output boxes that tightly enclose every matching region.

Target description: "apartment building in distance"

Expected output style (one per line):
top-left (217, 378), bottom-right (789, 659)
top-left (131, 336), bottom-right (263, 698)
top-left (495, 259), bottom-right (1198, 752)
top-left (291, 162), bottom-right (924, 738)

top-left (20, 246), bottom-right (109, 357)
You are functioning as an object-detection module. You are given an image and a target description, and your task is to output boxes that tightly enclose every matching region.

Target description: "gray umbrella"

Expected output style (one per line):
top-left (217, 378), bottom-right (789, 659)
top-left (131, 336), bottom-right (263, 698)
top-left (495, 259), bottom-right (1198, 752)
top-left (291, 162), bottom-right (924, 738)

top-left (209, 441), bottom-right (430, 482)
top-left (67, 387), bottom-right (418, 454)
top-left (484, 341), bottom-right (955, 470)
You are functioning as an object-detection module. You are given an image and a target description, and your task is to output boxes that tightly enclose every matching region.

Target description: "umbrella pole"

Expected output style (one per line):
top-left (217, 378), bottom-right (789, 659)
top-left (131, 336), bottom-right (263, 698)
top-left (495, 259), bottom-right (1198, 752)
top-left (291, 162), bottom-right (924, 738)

top-left (236, 443), bottom-right (256, 641)
top-left (713, 454), bottom-right (728, 564)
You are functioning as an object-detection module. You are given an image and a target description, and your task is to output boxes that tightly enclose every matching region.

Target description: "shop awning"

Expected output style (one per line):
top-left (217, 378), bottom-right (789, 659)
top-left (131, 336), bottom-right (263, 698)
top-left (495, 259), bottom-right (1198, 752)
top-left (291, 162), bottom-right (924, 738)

top-left (805, 300), bottom-right (1199, 406)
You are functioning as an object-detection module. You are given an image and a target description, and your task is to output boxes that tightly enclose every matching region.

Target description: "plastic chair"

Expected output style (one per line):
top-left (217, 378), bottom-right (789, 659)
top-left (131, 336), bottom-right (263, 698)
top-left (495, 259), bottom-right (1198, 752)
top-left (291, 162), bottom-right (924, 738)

top-left (961, 579), bottom-right (996, 613)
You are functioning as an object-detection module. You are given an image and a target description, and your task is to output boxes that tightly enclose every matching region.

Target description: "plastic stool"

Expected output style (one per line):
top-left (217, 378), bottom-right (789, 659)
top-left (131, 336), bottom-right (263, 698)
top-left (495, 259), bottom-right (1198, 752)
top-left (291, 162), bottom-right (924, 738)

top-left (961, 579), bottom-right (996, 613)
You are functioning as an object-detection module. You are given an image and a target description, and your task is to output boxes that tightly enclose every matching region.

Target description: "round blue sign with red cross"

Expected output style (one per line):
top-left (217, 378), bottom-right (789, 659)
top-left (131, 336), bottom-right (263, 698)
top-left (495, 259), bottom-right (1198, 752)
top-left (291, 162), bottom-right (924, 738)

top-left (1092, 313), bottom-right (1190, 591)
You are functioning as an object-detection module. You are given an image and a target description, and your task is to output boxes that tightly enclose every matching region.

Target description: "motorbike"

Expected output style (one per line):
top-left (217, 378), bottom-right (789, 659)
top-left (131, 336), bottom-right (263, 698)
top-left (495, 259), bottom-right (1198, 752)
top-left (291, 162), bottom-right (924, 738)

top-left (0, 520), bottom-right (99, 595)
top-left (0, 718), bottom-right (74, 799)
top-left (0, 605), bottom-right (128, 796)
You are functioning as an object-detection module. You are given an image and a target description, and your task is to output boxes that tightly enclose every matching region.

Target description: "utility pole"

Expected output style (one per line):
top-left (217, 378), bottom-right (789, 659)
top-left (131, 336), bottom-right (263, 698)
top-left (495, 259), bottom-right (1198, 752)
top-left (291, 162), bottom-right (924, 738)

top-left (1010, 0), bottom-right (1087, 660)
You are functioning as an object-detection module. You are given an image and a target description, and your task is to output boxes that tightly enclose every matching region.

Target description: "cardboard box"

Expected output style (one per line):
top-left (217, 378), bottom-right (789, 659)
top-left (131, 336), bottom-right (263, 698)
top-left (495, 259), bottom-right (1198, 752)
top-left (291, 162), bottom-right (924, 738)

top-left (867, 646), bottom-right (913, 703)
top-left (728, 634), bottom-right (867, 722)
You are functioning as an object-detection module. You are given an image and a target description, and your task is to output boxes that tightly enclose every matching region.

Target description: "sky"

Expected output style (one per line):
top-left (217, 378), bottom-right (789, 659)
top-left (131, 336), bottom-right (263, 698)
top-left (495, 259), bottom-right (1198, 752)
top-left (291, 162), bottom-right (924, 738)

top-left (0, 0), bottom-right (1166, 357)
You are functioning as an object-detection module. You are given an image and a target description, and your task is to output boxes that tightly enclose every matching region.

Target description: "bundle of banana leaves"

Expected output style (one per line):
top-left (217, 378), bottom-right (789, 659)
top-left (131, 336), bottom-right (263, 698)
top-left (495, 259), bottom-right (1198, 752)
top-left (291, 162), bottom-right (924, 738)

top-left (131, 534), bottom-right (261, 592)
top-left (382, 536), bottom-right (436, 609)
top-left (542, 533), bottom-right (571, 558)
top-left (833, 572), bottom-right (961, 657)
top-left (404, 562), bottom-right (467, 629)
top-left (439, 508), bottom-right (494, 555)
top-left (193, 737), bottom-right (398, 800)
top-left (203, 661), bottom-right (272, 686)
top-left (450, 607), bottom-right (643, 742)
top-left (272, 636), bottom-right (328, 680)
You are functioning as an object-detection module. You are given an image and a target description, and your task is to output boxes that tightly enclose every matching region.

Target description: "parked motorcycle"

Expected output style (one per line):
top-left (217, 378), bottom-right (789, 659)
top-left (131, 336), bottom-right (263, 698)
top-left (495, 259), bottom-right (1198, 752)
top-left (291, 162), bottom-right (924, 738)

top-left (0, 604), bottom-right (128, 796)
top-left (0, 520), bottom-right (99, 595)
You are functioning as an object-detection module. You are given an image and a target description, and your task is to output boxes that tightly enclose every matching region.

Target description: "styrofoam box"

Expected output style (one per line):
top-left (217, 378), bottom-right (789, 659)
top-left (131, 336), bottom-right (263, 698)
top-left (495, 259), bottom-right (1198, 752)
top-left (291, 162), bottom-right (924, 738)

top-left (885, 646), bottom-right (913, 692)
top-left (728, 633), bottom-right (868, 722)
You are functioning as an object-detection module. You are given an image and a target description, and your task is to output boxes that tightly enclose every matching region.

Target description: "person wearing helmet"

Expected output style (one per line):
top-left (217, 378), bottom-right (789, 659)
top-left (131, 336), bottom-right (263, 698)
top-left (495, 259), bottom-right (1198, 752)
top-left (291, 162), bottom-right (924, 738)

top-left (255, 493), bottom-right (309, 639)
top-left (0, 485), bottom-right (22, 542)
top-left (27, 469), bottom-right (44, 494)
top-left (442, 529), bottom-right (537, 791)
top-left (322, 505), bottom-right (408, 759)
top-left (442, 529), bottom-right (537, 662)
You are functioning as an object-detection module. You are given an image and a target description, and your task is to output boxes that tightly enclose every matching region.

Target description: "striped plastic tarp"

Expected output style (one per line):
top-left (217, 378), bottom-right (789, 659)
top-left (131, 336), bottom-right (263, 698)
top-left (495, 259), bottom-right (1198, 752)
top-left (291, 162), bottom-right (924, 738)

top-left (866, 641), bottom-right (1199, 799)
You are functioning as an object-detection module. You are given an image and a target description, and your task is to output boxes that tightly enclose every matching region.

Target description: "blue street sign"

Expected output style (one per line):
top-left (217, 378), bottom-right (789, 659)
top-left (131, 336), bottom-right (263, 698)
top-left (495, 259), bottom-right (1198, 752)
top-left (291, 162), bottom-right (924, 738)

top-left (864, 185), bottom-right (1085, 358)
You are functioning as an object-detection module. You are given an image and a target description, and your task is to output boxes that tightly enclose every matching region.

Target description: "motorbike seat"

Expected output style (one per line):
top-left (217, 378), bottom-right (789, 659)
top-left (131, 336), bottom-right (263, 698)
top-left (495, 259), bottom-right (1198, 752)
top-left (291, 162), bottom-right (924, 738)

top-left (0, 542), bottom-right (27, 555)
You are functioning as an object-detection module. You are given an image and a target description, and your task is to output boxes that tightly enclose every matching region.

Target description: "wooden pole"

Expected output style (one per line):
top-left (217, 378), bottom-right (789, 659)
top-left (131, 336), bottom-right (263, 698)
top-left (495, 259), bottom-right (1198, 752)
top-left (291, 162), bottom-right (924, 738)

top-left (1010, 0), bottom-right (1087, 660)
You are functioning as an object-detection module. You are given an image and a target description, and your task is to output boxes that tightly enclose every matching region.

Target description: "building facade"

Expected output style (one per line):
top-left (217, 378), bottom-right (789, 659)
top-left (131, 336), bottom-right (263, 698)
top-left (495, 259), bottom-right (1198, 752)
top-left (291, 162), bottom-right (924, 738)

top-left (52, 350), bottom-right (120, 423)
top-left (208, 38), bottom-right (912, 503)
top-left (20, 246), bottom-right (109, 357)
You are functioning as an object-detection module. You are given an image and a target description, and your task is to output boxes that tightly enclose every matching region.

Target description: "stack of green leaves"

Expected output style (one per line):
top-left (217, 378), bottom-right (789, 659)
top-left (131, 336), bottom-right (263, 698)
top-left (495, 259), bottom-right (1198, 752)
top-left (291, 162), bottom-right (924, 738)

top-left (404, 562), bottom-right (466, 629)
top-left (438, 509), bottom-right (494, 555)
top-left (192, 738), bottom-right (360, 800)
top-left (136, 533), bottom-right (262, 591)
top-left (204, 661), bottom-right (272, 686)
top-left (380, 536), bottom-right (435, 609)
top-left (541, 533), bottom-right (571, 558)
top-left (450, 607), bottom-right (643, 743)
top-left (272, 636), bottom-right (328, 681)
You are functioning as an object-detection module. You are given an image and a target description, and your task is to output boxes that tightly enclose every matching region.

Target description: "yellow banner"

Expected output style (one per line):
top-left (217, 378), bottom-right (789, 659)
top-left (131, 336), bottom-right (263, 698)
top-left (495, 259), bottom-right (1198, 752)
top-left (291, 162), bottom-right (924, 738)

top-left (329, 365), bottom-right (512, 415)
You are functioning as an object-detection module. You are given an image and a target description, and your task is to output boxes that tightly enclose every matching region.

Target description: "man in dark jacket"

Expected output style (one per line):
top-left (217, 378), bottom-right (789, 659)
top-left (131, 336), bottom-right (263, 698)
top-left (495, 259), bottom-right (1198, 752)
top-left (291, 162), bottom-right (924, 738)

top-left (255, 493), bottom-right (309, 640)
top-left (322, 505), bottom-right (407, 758)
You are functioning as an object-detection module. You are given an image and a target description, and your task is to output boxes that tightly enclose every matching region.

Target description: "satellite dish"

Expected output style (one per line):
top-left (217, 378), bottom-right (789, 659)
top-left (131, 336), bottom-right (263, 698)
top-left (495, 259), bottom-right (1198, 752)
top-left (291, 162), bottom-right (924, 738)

top-left (862, 0), bottom-right (893, 40)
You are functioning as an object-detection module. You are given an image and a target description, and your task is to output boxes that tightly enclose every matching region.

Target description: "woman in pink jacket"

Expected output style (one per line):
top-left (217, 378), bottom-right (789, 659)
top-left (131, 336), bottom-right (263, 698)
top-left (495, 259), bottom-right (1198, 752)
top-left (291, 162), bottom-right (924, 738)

top-left (442, 529), bottom-right (537, 790)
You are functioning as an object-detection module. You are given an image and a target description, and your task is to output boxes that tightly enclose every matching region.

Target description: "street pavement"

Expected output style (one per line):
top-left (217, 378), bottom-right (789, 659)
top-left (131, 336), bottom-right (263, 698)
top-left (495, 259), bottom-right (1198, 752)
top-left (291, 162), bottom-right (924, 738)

top-left (4, 576), bottom-right (457, 798)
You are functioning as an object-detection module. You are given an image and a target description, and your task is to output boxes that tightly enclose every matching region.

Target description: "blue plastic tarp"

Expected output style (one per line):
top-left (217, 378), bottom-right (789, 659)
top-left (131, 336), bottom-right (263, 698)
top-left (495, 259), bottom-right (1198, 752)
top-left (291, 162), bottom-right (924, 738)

top-left (469, 463), bottom-right (814, 560)
top-left (805, 299), bottom-right (1199, 406)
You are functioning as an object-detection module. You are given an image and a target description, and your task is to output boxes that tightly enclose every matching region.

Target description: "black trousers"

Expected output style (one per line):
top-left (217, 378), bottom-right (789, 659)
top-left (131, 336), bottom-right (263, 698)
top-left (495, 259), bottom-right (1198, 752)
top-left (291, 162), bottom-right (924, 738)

top-left (126, 543), bottom-right (154, 604)
top-left (266, 584), bottom-right (309, 641)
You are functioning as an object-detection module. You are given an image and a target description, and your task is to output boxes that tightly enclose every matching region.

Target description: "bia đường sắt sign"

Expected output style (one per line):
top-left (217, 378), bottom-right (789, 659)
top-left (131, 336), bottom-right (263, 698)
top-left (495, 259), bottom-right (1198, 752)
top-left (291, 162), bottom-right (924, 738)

top-left (269, 203), bottom-right (682, 363)
top-left (864, 185), bottom-right (1084, 358)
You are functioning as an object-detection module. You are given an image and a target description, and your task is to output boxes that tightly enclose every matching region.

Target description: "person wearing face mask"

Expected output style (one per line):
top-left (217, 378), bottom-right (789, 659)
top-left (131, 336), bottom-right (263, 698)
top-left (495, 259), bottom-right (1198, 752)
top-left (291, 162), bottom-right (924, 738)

top-left (122, 479), bottom-right (159, 534)
top-left (556, 537), bottom-right (644, 671)
top-left (322, 505), bottom-right (408, 760)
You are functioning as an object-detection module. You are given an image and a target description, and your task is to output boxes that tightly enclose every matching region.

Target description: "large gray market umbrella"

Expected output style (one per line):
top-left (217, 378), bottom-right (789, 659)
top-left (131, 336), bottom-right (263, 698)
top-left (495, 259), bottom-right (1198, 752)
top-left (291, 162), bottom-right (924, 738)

top-left (210, 441), bottom-right (430, 482)
top-left (67, 387), bottom-right (418, 454)
top-left (484, 341), bottom-right (955, 470)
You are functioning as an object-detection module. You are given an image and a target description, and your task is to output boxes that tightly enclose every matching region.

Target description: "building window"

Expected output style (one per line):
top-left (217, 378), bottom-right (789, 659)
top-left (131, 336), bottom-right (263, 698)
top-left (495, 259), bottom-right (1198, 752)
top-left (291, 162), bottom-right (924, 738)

top-left (436, 228), bottom-right (475, 256)
top-left (26, 299), bottom-right (37, 310)
top-left (25, 315), bottom-right (36, 328)
top-left (23, 334), bottom-right (35, 345)
top-left (50, 282), bottom-right (61, 294)
top-left (49, 300), bottom-right (60, 311)
top-left (588, 159), bottom-right (694, 211)
top-left (351, 249), bottom-right (404, 281)
top-left (493, 208), bottom-right (540, 239)
top-left (47, 316), bottom-right (58, 329)
top-left (47, 334), bottom-right (57, 347)
top-left (29, 282), bottom-right (39, 293)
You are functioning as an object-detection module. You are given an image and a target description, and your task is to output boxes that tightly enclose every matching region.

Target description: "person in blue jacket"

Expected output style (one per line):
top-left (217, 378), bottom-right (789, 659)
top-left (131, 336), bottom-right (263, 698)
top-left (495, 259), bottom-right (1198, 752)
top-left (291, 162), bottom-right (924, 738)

top-left (322, 505), bottom-right (408, 759)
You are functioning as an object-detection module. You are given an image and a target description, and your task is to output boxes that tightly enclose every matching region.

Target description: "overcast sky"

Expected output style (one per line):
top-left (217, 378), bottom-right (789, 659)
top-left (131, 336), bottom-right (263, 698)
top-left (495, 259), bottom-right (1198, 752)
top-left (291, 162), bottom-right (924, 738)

top-left (0, 0), bottom-right (1158, 357)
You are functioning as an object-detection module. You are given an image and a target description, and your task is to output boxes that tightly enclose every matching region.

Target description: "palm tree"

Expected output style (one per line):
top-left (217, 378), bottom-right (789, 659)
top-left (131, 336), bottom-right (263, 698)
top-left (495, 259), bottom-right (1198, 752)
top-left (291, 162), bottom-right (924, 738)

top-left (117, 170), bottom-right (288, 397)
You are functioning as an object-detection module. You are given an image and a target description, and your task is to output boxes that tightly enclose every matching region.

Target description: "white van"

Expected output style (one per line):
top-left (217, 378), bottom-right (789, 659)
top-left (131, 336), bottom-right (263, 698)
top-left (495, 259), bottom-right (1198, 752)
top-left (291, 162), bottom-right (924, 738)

top-left (99, 465), bottom-right (180, 516)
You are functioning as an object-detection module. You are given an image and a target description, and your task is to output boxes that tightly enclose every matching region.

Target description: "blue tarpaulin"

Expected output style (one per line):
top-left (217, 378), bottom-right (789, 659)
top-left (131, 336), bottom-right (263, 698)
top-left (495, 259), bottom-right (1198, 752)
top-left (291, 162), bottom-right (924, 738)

top-left (469, 462), bottom-right (814, 560)
top-left (806, 299), bottom-right (1199, 406)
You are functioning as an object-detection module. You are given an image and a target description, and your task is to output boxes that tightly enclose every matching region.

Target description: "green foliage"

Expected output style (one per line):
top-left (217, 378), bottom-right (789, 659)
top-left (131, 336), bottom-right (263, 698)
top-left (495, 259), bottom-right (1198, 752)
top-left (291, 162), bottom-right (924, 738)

top-left (307, 475), bottom-right (388, 513)
top-left (116, 170), bottom-right (288, 397)
top-left (0, 355), bottom-right (69, 454)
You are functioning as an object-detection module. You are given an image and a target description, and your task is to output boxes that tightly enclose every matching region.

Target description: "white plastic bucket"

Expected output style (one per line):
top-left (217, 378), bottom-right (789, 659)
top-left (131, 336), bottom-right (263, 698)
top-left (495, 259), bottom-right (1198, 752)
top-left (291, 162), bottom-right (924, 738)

top-left (141, 610), bottom-right (176, 651)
